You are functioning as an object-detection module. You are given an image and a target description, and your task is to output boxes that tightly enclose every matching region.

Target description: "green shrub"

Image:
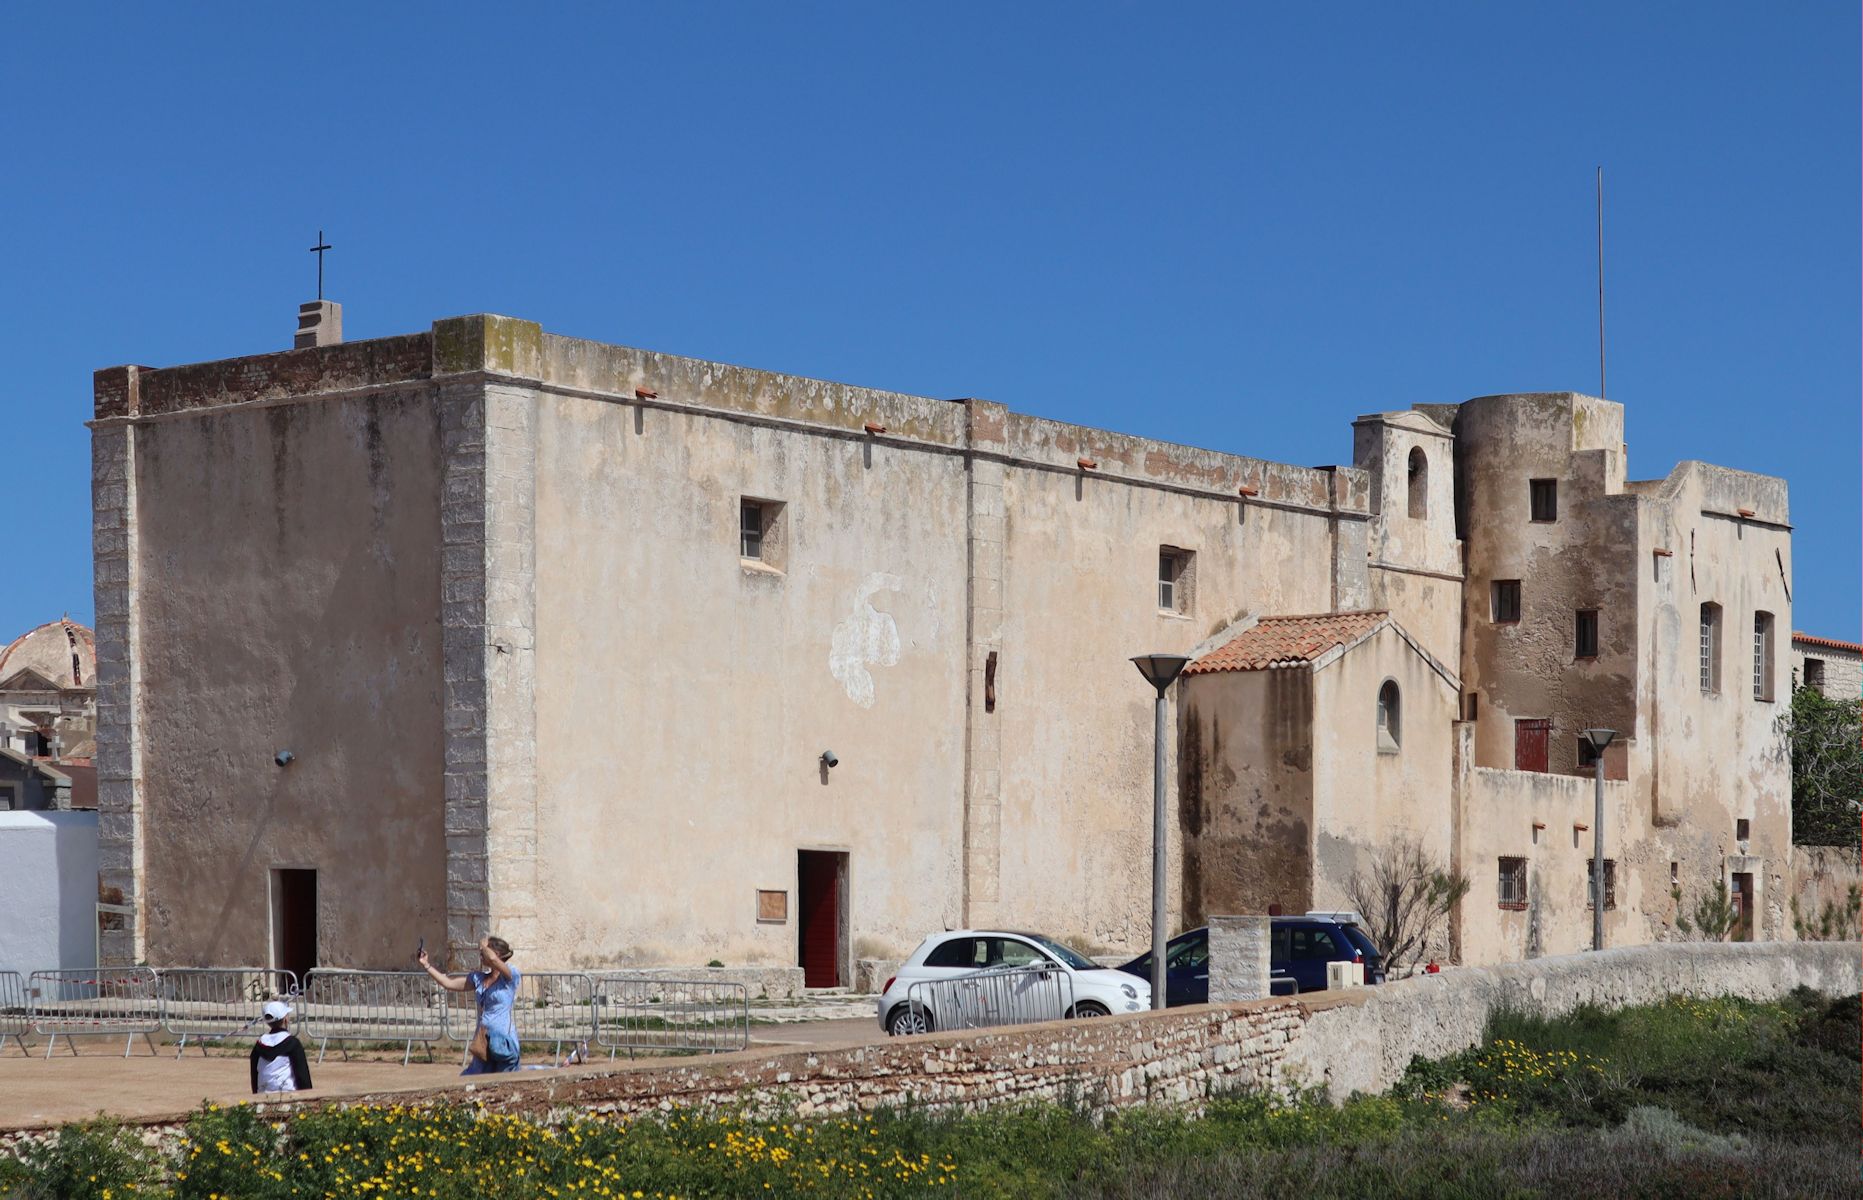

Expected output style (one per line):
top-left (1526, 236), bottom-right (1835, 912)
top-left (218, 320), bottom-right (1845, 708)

top-left (171, 1104), bottom-right (280, 1200)
top-left (5, 1117), bottom-right (163, 1200)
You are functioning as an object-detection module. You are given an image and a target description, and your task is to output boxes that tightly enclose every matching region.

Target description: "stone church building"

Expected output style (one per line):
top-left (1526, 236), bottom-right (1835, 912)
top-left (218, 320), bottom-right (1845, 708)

top-left (90, 313), bottom-right (1794, 979)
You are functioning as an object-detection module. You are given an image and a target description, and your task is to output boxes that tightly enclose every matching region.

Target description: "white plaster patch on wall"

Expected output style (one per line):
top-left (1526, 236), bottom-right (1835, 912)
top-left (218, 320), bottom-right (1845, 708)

top-left (830, 573), bottom-right (904, 708)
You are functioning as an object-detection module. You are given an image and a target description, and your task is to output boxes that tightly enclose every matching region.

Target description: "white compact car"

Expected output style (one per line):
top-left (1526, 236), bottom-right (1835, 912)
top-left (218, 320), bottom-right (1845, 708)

top-left (876, 929), bottom-right (1150, 1036)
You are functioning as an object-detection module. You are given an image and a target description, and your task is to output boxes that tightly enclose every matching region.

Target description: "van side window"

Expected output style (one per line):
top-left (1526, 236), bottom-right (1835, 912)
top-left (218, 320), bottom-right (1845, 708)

top-left (1290, 927), bottom-right (1342, 960)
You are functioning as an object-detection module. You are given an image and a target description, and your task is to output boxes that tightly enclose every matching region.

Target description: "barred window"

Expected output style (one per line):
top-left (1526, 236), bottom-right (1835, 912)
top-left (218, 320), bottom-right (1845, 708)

top-left (1575, 609), bottom-right (1599, 659)
top-left (1752, 612), bottom-right (1775, 702)
top-left (1699, 603), bottom-right (1722, 693)
top-left (1587, 859), bottom-right (1617, 911)
top-left (1498, 857), bottom-right (1527, 908)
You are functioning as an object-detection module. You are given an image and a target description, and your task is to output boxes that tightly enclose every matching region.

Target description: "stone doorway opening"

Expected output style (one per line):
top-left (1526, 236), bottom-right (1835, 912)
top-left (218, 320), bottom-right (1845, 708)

top-left (797, 850), bottom-right (847, 988)
top-left (270, 867), bottom-right (317, 980)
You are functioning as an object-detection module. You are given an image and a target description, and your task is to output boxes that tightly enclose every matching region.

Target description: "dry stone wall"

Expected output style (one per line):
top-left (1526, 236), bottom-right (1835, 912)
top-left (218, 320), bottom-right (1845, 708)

top-left (4, 942), bottom-right (1850, 1137)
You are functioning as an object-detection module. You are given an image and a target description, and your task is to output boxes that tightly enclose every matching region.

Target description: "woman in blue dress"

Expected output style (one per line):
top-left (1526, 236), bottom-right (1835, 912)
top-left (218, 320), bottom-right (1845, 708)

top-left (418, 935), bottom-right (521, 1073)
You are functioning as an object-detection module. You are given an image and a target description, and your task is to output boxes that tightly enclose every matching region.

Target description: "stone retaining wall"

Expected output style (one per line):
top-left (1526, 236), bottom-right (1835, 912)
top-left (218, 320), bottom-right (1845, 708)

top-left (4, 942), bottom-right (1852, 1137)
top-left (1283, 940), bottom-right (1861, 1099)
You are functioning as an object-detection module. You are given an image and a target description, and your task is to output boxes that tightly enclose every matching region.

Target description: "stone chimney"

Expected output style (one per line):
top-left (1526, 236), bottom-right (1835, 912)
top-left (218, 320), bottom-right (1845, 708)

top-left (295, 300), bottom-right (343, 349)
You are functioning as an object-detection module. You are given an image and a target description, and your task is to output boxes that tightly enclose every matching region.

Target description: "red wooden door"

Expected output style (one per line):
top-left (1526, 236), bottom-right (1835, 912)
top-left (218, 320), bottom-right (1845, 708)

top-left (1731, 873), bottom-right (1754, 941)
top-left (797, 851), bottom-right (844, 988)
top-left (1515, 719), bottom-right (1551, 773)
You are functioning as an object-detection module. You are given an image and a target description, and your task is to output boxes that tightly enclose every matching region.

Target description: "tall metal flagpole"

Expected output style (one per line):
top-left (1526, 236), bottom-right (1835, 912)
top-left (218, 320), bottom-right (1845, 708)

top-left (1597, 167), bottom-right (1606, 400)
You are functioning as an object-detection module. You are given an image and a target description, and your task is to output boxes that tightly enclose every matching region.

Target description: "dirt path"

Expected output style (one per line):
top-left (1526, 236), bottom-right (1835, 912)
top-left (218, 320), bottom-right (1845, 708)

top-left (0, 1019), bottom-right (890, 1130)
top-left (0, 1046), bottom-right (471, 1130)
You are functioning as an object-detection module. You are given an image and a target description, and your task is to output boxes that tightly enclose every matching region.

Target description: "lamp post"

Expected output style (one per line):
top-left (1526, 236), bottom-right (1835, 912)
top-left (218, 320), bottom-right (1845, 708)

top-left (1582, 728), bottom-right (1617, 951)
top-left (1132, 653), bottom-right (1191, 1009)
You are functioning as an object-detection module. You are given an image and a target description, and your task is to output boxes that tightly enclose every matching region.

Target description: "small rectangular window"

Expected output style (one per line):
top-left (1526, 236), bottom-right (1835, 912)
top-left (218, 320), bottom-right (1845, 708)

top-left (1158, 547), bottom-right (1194, 614)
top-left (1577, 736), bottom-right (1600, 769)
top-left (1804, 658), bottom-right (1826, 693)
top-left (1498, 857), bottom-right (1527, 908)
top-left (1529, 479), bottom-right (1558, 522)
top-left (1492, 580), bottom-right (1522, 623)
top-left (1670, 861), bottom-right (1679, 887)
top-left (1752, 612), bottom-right (1775, 702)
top-left (738, 497), bottom-right (788, 572)
top-left (740, 500), bottom-right (765, 560)
top-left (1575, 609), bottom-right (1599, 659)
top-left (1736, 818), bottom-right (1750, 841)
top-left (1588, 859), bottom-right (1617, 911)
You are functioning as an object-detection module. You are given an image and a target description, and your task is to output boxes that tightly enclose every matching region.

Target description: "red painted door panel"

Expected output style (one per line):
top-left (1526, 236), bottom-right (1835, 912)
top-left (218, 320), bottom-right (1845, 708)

top-left (798, 852), bottom-right (842, 988)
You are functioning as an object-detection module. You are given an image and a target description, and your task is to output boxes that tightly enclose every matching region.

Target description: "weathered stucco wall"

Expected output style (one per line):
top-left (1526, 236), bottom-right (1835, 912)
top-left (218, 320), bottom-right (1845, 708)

top-left (125, 391), bottom-right (447, 967)
top-left (1355, 412), bottom-right (1464, 668)
top-left (1458, 766), bottom-right (1634, 964)
top-left (1456, 394), bottom-right (1639, 778)
top-left (1178, 669), bottom-right (1315, 923)
top-left (989, 418), bottom-right (1362, 951)
top-left (1634, 462), bottom-right (1792, 940)
top-left (527, 381), bottom-right (971, 968)
top-left (1309, 626), bottom-right (1458, 922)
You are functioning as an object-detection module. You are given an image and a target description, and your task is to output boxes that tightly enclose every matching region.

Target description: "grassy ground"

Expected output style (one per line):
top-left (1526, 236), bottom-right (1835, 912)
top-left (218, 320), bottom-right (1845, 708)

top-left (3, 987), bottom-right (1856, 1199)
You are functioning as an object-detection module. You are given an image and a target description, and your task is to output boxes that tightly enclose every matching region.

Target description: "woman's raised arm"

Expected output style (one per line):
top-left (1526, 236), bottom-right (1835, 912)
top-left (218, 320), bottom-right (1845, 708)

top-left (416, 949), bottom-right (473, 992)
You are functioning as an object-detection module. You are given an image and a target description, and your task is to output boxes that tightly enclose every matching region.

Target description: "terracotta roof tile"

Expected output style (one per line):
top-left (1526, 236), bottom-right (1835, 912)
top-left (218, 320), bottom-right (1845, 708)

top-left (1793, 632), bottom-right (1863, 655)
top-left (1186, 611), bottom-right (1389, 674)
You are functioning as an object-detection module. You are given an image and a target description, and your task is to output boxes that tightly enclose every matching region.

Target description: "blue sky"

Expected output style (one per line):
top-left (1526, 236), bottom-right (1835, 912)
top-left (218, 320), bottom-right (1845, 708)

top-left (2, 4), bottom-right (1856, 640)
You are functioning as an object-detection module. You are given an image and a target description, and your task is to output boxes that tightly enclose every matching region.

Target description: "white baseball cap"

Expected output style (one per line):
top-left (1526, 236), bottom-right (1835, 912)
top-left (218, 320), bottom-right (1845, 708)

top-left (262, 1000), bottom-right (292, 1022)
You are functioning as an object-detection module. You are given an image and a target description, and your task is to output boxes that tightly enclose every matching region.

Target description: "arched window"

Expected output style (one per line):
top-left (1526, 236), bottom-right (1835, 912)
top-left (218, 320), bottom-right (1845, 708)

top-left (1377, 680), bottom-right (1401, 752)
top-left (1407, 447), bottom-right (1428, 519)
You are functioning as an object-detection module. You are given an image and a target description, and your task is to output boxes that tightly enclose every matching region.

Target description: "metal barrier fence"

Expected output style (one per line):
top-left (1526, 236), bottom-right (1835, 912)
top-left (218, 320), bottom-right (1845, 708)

top-left (298, 969), bottom-right (448, 1065)
top-left (28, 967), bottom-right (163, 1057)
top-left (592, 974), bottom-right (750, 1057)
top-left (441, 970), bottom-right (597, 1061)
top-left (0, 970), bottom-right (29, 1055)
top-left (904, 964), bottom-right (1076, 1033)
top-left (158, 968), bottom-right (300, 1058)
top-left (3, 964), bottom-right (749, 1063)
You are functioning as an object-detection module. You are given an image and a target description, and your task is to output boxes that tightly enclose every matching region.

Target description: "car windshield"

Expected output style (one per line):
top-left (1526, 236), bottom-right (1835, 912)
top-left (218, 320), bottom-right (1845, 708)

top-left (1339, 924), bottom-right (1381, 960)
top-left (1027, 935), bottom-right (1096, 970)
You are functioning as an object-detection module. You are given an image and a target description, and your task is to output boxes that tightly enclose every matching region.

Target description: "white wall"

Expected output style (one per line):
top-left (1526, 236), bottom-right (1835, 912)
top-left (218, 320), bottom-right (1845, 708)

top-left (0, 810), bottom-right (99, 976)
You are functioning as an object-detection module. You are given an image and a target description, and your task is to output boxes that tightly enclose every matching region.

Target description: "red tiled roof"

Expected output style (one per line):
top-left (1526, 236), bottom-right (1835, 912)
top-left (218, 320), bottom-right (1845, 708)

top-left (1186, 611), bottom-right (1389, 675)
top-left (1793, 632), bottom-right (1863, 655)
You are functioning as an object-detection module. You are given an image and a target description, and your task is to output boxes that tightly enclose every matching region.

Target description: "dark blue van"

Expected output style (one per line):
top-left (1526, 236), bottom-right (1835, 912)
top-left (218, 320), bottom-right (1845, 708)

top-left (1116, 915), bottom-right (1385, 1006)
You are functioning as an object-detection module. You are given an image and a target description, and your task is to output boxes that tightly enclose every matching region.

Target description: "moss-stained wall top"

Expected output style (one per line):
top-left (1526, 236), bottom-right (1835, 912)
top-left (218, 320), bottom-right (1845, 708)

top-left (92, 315), bottom-right (1372, 514)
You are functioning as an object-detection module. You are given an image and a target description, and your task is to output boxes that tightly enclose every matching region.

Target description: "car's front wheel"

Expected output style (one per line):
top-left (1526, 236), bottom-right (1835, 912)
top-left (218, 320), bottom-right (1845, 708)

top-left (886, 1005), bottom-right (934, 1036)
top-left (1068, 1001), bottom-right (1110, 1019)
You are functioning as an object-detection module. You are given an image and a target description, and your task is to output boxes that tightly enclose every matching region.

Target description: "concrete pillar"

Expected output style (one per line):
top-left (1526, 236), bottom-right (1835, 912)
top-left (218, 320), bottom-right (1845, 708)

top-left (1208, 914), bottom-right (1271, 1002)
